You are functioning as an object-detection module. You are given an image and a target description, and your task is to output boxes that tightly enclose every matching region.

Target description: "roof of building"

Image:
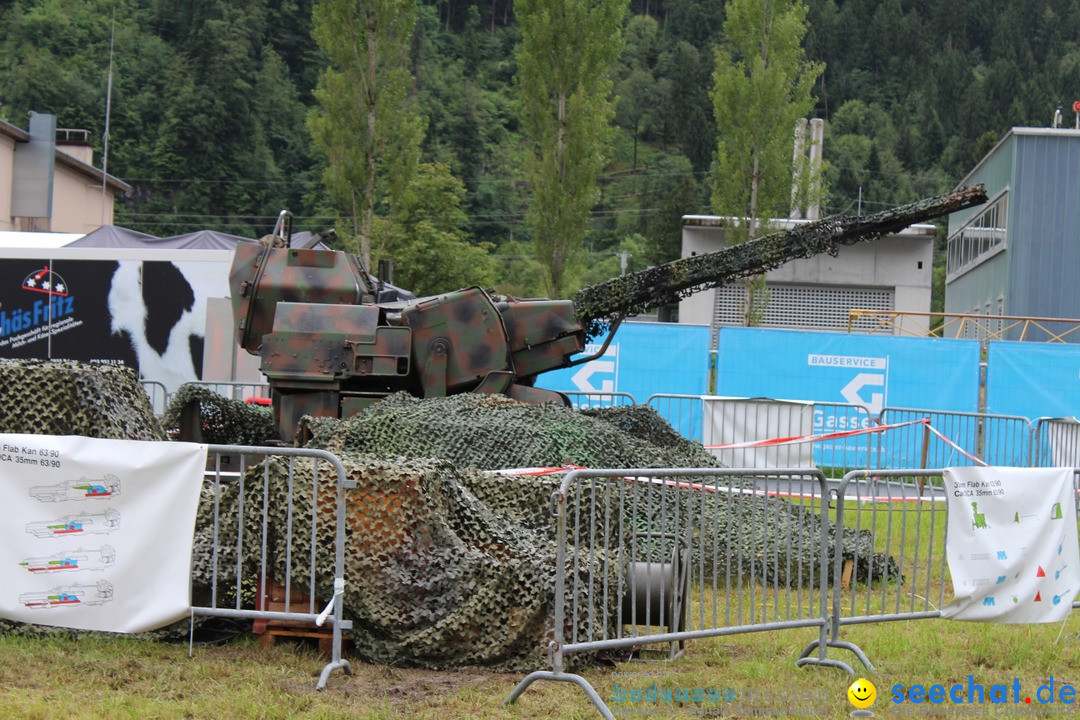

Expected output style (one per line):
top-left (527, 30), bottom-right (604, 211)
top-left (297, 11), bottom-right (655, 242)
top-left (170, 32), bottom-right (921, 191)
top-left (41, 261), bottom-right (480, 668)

top-left (1, 117), bottom-right (129, 192)
top-left (681, 214), bottom-right (936, 236)
top-left (955, 126), bottom-right (1080, 189)
top-left (0, 118), bottom-right (30, 142)
top-left (53, 148), bottom-right (131, 193)
top-left (69, 226), bottom-right (255, 249)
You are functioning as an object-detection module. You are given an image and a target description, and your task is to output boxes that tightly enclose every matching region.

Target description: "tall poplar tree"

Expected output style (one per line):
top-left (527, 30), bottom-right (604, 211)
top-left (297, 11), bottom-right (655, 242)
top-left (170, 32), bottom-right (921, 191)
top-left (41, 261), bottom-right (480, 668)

top-left (308, 0), bottom-right (424, 268)
top-left (710, 0), bottom-right (823, 324)
top-left (515, 0), bottom-right (627, 298)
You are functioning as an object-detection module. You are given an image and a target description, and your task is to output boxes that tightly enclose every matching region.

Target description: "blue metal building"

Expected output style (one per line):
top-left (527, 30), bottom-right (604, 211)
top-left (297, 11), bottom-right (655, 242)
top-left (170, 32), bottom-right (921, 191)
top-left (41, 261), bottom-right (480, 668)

top-left (946, 127), bottom-right (1080, 341)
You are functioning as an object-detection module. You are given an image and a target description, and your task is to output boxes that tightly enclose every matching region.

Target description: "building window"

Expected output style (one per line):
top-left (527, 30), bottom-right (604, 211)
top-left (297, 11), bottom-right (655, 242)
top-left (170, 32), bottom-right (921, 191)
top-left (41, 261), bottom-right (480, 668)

top-left (947, 193), bottom-right (1008, 280)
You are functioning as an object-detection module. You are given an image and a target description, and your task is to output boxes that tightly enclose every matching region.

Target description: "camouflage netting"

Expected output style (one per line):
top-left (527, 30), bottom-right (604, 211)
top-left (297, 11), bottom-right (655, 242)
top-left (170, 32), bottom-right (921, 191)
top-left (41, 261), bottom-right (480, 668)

top-left (186, 393), bottom-right (899, 670)
top-left (198, 454), bottom-right (625, 669)
top-left (301, 393), bottom-right (721, 469)
top-left (162, 383), bottom-right (276, 445)
top-left (0, 360), bottom-right (900, 666)
top-left (0, 360), bottom-right (164, 441)
top-left (300, 394), bottom-right (899, 584)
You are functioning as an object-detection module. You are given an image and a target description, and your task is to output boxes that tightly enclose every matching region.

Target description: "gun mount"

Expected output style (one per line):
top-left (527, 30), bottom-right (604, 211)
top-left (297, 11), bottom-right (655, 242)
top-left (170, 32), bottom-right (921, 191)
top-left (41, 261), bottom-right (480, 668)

top-left (230, 186), bottom-right (986, 441)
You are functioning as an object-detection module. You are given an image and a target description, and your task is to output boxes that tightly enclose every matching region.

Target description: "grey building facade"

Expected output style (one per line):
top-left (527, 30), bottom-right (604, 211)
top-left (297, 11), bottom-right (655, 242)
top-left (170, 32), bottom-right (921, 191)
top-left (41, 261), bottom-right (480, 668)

top-left (946, 128), bottom-right (1080, 341)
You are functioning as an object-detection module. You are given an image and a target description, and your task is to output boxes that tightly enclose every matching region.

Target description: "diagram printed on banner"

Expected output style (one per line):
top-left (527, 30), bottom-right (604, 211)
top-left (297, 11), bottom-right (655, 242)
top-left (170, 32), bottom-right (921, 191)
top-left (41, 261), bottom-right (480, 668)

top-left (1, 434), bottom-right (207, 633)
top-left (30, 474), bottom-right (120, 502)
top-left (942, 467), bottom-right (1080, 622)
top-left (19, 545), bottom-right (116, 573)
top-left (9, 440), bottom-right (125, 616)
top-left (19, 580), bottom-right (113, 610)
top-left (25, 508), bottom-right (120, 539)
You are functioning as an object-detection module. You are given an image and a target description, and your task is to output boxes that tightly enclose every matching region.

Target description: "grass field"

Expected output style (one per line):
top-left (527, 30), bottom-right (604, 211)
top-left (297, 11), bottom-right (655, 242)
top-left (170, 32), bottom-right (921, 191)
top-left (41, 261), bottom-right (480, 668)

top-left (4, 488), bottom-right (1077, 719)
top-left (1, 616), bottom-right (1078, 719)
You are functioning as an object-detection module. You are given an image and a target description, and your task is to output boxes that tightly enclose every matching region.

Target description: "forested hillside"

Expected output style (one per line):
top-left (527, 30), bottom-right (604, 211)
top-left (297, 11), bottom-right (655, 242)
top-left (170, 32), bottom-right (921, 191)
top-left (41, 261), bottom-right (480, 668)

top-left (3, 0), bottom-right (1078, 298)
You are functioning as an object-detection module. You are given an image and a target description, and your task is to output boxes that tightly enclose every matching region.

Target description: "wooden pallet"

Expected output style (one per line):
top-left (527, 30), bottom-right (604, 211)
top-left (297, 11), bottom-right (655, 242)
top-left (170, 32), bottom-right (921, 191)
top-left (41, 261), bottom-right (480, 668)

top-left (255, 626), bottom-right (343, 656)
top-left (252, 576), bottom-right (345, 656)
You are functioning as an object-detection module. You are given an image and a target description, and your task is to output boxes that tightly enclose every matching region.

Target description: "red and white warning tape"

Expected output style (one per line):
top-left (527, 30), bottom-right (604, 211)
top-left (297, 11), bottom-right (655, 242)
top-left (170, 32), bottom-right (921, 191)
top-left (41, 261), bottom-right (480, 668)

top-left (485, 464), bottom-right (585, 477)
top-left (703, 417), bottom-right (930, 450)
top-left (484, 466), bottom-right (944, 503)
top-left (704, 415), bottom-right (990, 468)
top-left (481, 417), bottom-right (1003, 502)
top-left (923, 423), bottom-right (988, 466)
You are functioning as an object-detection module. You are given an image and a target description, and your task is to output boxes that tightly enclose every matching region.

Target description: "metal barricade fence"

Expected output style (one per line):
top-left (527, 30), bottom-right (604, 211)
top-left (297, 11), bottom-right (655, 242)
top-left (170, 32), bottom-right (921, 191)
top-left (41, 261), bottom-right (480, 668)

top-left (506, 467), bottom-right (839, 719)
top-left (697, 396), bottom-right (816, 469)
top-left (822, 469), bottom-right (948, 672)
top-left (186, 381), bottom-right (271, 403)
top-left (191, 444), bottom-right (353, 688)
top-left (1033, 417), bottom-right (1080, 473)
top-left (821, 468), bottom-right (1080, 672)
top-left (506, 465), bottom-right (1079, 717)
top-left (877, 408), bottom-right (1035, 469)
top-left (647, 394), bottom-right (874, 476)
top-left (561, 391), bottom-right (637, 410)
top-left (646, 393), bottom-right (706, 442)
top-left (812, 402), bottom-right (876, 475)
top-left (140, 380), bottom-right (170, 416)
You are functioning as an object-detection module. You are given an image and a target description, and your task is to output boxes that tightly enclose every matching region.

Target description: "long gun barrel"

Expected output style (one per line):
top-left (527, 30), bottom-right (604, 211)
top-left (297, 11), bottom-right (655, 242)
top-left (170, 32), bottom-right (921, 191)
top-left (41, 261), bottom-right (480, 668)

top-left (572, 184), bottom-right (988, 339)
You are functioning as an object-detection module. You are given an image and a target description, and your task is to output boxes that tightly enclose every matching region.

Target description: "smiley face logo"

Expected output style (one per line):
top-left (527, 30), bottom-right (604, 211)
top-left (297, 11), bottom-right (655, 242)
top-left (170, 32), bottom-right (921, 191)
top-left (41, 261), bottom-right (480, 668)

top-left (848, 678), bottom-right (876, 709)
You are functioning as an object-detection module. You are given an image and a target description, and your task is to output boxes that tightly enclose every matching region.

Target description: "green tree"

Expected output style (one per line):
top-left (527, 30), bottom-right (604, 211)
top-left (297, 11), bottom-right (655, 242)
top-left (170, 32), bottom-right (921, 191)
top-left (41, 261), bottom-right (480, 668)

top-left (515, 0), bottom-right (628, 298)
top-left (639, 154), bottom-right (702, 266)
top-left (710, 0), bottom-right (823, 324)
top-left (308, 0), bottom-right (424, 267)
top-left (376, 162), bottom-right (495, 296)
top-left (615, 15), bottom-right (660, 190)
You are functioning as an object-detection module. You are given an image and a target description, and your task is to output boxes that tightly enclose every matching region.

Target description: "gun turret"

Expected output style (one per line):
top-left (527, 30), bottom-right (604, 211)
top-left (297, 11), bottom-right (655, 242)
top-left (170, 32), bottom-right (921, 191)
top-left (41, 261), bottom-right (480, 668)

top-left (227, 185), bottom-right (986, 441)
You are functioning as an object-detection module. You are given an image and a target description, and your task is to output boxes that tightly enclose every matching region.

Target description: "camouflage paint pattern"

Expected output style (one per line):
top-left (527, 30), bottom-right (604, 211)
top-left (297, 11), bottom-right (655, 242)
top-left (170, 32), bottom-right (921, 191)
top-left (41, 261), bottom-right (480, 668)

top-left (228, 185), bottom-right (987, 440)
top-left (230, 243), bottom-right (375, 355)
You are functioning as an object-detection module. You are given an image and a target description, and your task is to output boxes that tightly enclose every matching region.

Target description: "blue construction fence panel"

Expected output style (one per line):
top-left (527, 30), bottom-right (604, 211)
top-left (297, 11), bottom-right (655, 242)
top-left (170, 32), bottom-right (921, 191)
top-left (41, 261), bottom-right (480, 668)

top-left (714, 328), bottom-right (982, 467)
top-left (536, 321), bottom-right (711, 415)
top-left (986, 341), bottom-right (1080, 420)
top-left (986, 341), bottom-right (1080, 466)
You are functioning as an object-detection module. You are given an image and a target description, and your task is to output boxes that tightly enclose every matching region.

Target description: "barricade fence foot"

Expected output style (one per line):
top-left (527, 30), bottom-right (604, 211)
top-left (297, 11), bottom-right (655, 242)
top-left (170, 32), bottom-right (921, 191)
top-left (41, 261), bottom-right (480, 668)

top-left (796, 654), bottom-right (855, 675)
top-left (796, 638), bottom-right (874, 675)
top-left (316, 659), bottom-right (352, 689)
top-left (505, 670), bottom-right (616, 720)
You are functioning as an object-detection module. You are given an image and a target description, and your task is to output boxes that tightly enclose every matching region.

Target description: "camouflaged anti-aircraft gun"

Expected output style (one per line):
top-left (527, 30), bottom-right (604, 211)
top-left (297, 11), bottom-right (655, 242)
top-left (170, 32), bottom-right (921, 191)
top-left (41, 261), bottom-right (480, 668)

top-left (230, 186), bottom-right (986, 440)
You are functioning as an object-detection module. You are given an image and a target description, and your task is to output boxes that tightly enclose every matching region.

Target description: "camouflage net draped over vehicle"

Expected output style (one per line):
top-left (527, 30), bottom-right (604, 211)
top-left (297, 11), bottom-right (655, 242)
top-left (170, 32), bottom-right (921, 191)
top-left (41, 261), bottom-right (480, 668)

top-left (199, 453), bottom-right (622, 669)
top-left (186, 393), bottom-right (899, 669)
top-left (301, 392), bottom-right (722, 470)
top-left (0, 360), bottom-right (163, 441)
top-left (162, 383), bottom-right (276, 445)
top-left (300, 394), bottom-right (899, 587)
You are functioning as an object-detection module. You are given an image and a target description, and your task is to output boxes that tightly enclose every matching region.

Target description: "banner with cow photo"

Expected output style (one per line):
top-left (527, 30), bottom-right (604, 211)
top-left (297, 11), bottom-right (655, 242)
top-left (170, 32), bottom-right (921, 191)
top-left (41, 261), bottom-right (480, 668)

top-left (0, 256), bottom-right (231, 391)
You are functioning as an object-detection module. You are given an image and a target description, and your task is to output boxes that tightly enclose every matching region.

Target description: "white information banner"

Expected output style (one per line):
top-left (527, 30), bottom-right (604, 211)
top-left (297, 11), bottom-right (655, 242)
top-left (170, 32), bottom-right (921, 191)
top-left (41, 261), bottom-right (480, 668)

top-left (942, 466), bottom-right (1080, 623)
top-left (0, 434), bottom-right (207, 633)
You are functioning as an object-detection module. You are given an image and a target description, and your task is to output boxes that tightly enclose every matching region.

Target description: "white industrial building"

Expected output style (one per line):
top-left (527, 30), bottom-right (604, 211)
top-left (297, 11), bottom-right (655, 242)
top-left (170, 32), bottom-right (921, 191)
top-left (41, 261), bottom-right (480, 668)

top-left (678, 216), bottom-right (936, 342)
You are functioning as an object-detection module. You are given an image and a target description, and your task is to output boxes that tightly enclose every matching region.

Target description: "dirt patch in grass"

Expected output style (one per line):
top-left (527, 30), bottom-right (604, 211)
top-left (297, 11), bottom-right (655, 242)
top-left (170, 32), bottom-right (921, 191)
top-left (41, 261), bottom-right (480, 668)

top-left (292, 659), bottom-right (510, 709)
